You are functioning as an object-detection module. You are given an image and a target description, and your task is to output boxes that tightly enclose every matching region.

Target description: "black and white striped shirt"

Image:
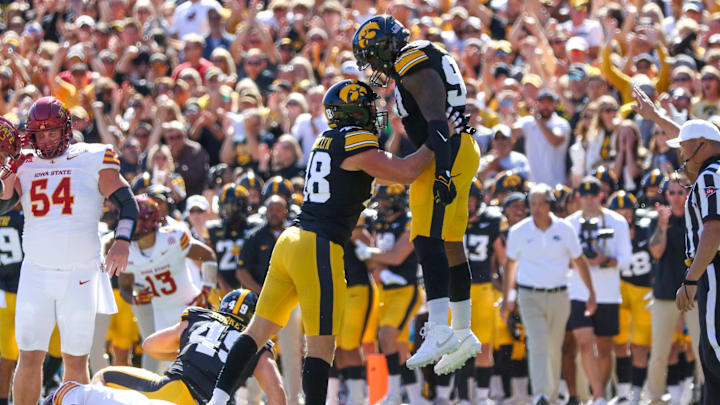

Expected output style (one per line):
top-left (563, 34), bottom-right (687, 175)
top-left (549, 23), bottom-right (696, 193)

top-left (685, 156), bottom-right (720, 259)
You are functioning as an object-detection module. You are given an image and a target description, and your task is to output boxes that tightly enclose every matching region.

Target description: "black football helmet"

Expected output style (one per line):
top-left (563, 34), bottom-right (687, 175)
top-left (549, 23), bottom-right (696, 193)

top-left (373, 183), bottom-right (407, 218)
top-left (262, 176), bottom-right (293, 202)
top-left (219, 288), bottom-right (258, 327)
top-left (639, 168), bottom-right (667, 206)
top-left (207, 163), bottom-right (230, 190)
top-left (591, 166), bottom-right (619, 194)
top-left (323, 80), bottom-right (386, 132)
top-left (352, 15), bottom-right (410, 86)
top-left (491, 170), bottom-right (528, 196)
top-left (218, 183), bottom-right (249, 221)
top-left (608, 190), bottom-right (639, 211)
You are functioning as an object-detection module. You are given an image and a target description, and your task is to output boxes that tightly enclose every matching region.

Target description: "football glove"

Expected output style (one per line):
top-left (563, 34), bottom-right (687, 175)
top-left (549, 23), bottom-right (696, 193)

top-left (354, 240), bottom-right (380, 261)
top-left (446, 107), bottom-right (476, 135)
top-left (433, 169), bottom-right (457, 205)
top-left (380, 269), bottom-right (407, 286)
top-left (133, 287), bottom-right (154, 305)
top-left (1, 153), bottom-right (30, 180)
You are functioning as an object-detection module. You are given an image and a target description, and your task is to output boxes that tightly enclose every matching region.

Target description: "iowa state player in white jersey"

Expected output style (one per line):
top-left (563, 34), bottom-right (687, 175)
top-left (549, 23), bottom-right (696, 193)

top-left (116, 195), bottom-right (217, 332)
top-left (0, 97), bottom-right (139, 405)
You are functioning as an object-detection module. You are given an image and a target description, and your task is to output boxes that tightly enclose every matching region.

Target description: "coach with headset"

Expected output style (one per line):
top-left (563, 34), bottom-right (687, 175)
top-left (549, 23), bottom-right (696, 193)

top-left (501, 184), bottom-right (597, 405)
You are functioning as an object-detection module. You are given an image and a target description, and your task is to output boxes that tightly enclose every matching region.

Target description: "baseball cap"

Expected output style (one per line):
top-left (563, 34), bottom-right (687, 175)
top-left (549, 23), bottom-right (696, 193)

top-left (493, 63), bottom-right (511, 77)
top-left (672, 54), bottom-right (698, 70)
top-left (67, 45), bottom-right (85, 60)
top-left (24, 21), bottom-right (42, 35)
top-left (631, 74), bottom-right (655, 96)
top-left (270, 79), bottom-right (292, 92)
top-left (537, 89), bottom-right (558, 102)
top-left (76, 15), bottom-right (96, 29)
top-left (568, 64), bottom-right (587, 81)
top-left (341, 60), bottom-right (363, 78)
top-left (186, 195), bottom-right (210, 212)
top-left (666, 119), bottom-right (720, 148)
top-left (709, 33), bottom-right (720, 46)
top-left (492, 124), bottom-right (511, 139)
top-left (503, 192), bottom-right (526, 208)
top-left (633, 53), bottom-right (654, 65)
top-left (566, 36), bottom-right (588, 53)
top-left (577, 177), bottom-right (602, 196)
top-left (683, 1), bottom-right (702, 13)
top-left (521, 73), bottom-right (542, 88)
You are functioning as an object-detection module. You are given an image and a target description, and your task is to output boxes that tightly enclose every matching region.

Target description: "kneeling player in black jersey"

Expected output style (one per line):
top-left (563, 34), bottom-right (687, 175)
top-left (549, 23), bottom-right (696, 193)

top-left (93, 289), bottom-right (284, 405)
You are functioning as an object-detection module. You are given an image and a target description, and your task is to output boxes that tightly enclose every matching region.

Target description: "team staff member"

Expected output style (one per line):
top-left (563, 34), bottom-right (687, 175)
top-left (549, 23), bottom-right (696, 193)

top-left (670, 120), bottom-right (720, 404)
top-left (353, 15), bottom-right (482, 374)
top-left (355, 184), bottom-right (424, 404)
top-left (501, 184), bottom-right (597, 405)
top-left (608, 191), bottom-right (653, 403)
top-left (647, 173), bottom-right (703, 404)
top-left (566, 177), bottom-right (632, 404)
top-left (207, 80), bottom-right (434, 405)
top-left (464, 178), bottom-right (507, 404)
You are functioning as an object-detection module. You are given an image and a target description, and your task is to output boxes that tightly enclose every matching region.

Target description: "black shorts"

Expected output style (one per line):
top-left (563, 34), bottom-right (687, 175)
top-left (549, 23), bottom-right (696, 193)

top-left (566, 300), bottom-right (619, 337)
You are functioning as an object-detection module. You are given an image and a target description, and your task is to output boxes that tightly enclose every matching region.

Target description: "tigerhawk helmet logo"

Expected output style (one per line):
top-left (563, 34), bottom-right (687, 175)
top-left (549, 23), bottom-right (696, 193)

top-left (339, 83), bottom-right (368, 103)
top-left (357, 21), bottom-right (380, 49)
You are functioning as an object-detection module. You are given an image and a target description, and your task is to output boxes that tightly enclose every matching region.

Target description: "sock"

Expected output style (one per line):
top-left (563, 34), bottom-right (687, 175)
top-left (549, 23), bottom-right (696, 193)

top-left (428, 297), bottom-right (450, 326)
top-left (436, 384), bottom-right (452, 400)
top-left (209, 388), bottom-right (231, 405)
top-left (668, 384), bottom-right (682, 402)
top-left (455, 359), bottom-right (473, 400)
top-left (404, 368), bottom-right (425, 404)
top-left (449, 299), bottom-right (471, 330)
top-left (616, 356), bottom-right (632, 384)
top-left (303, 357), bottom-right (331, 405)
top-left (449, 262), bottom-right (471, 302)
top-left (631, 385), bottom-right (642, 401)
top-left (475, 366), bottom-right (493, 390)
top-left (558, 379), bottom-right (569, 398)
top-left (511, 377), bottom-right (528, 398)
top-left (216, 334), bottom-right (258, 393)
top-left (632, 366), bottom-right (648, 389)
top-left (325, 376), bottom-right (339, 405)
top-left (667, 362), bottom-right (682, 386)
top-left (685, 360), bottom-right (696, 379)
top-left (386, 352), bottom-right (400, 375)
top-left (400, 365), bottom-right (416, 385)
top-left (43, 355), bottom-right (63, 389)
top-left (346, 378), bottom-right (365, 405)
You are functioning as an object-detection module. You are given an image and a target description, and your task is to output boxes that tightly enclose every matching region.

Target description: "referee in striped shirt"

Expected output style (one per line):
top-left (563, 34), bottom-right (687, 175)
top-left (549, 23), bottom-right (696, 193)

top-left (669, 120), bottom-right (720, 404)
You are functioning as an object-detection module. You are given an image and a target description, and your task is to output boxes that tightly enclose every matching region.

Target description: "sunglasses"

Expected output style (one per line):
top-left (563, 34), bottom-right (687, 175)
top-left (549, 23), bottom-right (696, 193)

top-left (668, 190), bottom-right (686, 196)
top-left (134, 131), bottom-right (150, 138)
top-left (550, 38), bottom-right (565, 44)
top-left (602, 108), bottom-right (618, 113)
top-left (166, 134), bottom-right (183, 141)
top-left (673, 75), bottom-right (691, 82)
top-left (189, 208), bottom-right (206, 213)
top-left (245, 60), bottom-right (262, 66)
top-left (702, 76), bottom-right (718, 81)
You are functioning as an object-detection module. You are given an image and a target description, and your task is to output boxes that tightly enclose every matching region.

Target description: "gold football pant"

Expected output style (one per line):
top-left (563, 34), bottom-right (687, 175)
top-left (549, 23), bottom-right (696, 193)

top-left (256, 227), bottom-right (347, 336)
top-left (410, 132), bottom-right (481, 242)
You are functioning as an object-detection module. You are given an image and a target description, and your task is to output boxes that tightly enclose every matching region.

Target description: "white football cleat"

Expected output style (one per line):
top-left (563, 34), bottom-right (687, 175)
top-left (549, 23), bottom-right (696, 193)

top-left (433, 328), bottom-right (483, 375)
top-left (405, 322), bottom-right (460, 370)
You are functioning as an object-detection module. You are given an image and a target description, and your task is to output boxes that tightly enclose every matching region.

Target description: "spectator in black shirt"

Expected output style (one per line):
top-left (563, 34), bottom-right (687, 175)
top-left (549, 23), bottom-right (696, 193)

top-left (236, 195), bottom-right (289, 294)
top-left (646, 174), bottom-right (703, 404)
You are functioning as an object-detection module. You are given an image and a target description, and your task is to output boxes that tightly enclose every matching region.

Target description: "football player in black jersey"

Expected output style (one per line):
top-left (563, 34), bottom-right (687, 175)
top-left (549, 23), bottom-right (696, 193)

top-left (355, 184), bottom-right (426, 404)
top-left (464, 178), bottom-right (508, 404)
top-left (207, 80), bottom-right (434, 405)
top-left (353, 14), bottom-right (482, 375)
top-left (608, 191), bottom-right (653, 404)
top-left (206, 184), bottom-right (253, 294)
top-left (93, 289), bottom-right (284, 405)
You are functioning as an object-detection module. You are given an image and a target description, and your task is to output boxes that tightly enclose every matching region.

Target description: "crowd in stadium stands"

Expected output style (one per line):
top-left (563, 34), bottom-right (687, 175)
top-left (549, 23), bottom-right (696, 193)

top-left (0, 0), bottom-right (718, 404)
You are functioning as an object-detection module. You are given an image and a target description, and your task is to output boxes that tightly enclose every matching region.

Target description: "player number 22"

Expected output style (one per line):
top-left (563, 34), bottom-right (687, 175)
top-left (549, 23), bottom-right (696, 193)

top-left (30, 177), bottom-right (75, 217)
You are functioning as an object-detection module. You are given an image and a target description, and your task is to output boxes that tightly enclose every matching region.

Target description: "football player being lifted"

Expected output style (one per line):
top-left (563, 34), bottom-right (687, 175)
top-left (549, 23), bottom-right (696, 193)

top-left (0, 97), bottom-right (138, 405)
top-left (353, 15), bottom-right (482, 374)
top-left (93, 288), bottom-right (284, 405)
top-left (207, 80), bottom-right (433, 405)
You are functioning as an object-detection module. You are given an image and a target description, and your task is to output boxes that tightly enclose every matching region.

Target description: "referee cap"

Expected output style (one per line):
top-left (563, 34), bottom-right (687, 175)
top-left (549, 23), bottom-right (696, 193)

top-left (666, 119), bottom-right (720, 148)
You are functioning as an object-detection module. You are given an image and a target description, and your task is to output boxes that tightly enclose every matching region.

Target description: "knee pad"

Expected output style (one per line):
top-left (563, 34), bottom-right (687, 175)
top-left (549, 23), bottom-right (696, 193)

top-left (413, 236), bottom-right (449, 301)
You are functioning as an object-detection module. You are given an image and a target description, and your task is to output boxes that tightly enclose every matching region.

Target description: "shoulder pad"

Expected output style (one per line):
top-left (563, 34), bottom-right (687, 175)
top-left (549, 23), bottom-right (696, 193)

top-left (394, 41), bottom-right (430, 76)
top-left (247, 213), bottom-right (264, 228)
top-left (206, 219), bottom-right (223, 230)
top-left (181, 306), bottom-right (210, 321)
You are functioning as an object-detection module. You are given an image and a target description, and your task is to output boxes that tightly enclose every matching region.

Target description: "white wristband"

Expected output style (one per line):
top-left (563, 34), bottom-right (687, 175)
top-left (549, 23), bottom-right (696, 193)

top-left (508, 288), bottom-right (517, 302)
top-left (201, 261), bottom-right (218, 287)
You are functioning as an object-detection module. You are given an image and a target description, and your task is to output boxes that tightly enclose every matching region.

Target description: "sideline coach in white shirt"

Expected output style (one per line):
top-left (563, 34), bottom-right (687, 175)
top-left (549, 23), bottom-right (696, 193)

top-left (501, 184), bottom-right (597, 405)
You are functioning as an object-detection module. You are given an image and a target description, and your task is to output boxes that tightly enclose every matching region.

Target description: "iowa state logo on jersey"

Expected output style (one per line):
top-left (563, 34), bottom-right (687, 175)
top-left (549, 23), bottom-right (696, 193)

top-left (356, 21), bottom-right (380, 49)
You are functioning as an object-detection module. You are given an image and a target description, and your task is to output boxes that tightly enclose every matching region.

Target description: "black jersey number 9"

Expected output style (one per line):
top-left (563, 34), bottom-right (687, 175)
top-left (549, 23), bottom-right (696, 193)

top-left (304, 151), bottom-right (331, 203)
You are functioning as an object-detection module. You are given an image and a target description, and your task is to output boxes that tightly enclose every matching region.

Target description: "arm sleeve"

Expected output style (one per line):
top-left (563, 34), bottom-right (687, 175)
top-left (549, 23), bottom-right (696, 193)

top-left (696, 172), bottom-right (720, 222)
top-left (600, 45), bottom-right (633, 104)
top-left (179, 229), bottom-right (192, 255)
